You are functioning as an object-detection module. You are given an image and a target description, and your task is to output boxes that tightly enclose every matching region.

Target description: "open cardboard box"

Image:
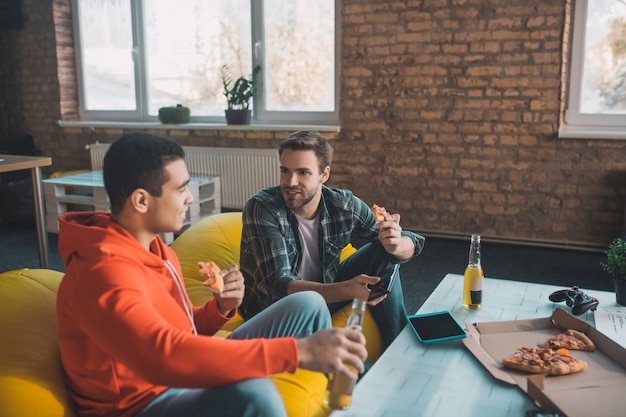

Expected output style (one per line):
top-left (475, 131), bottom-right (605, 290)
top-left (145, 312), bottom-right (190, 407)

top-left (462, 308), bottom-right (626, 417)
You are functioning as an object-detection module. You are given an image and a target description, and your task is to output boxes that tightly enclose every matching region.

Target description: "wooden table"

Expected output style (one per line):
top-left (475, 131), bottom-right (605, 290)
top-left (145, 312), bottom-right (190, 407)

top-left (331, 274), bottom-right (619, 417)
top-left (0, 154), bottom-right (52, 268)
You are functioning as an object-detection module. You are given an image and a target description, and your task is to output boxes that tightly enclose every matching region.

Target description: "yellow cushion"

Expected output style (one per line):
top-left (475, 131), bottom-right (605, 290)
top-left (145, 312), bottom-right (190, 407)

top-left (273, 369), bottom-right (330, 417)
top-left (0, 268), bottom-right (76, 417)
top-left (339, 243), bottom-right (357, 262)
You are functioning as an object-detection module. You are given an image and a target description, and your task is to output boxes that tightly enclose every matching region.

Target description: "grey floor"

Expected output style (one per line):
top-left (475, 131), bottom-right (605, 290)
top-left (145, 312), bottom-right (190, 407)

top-left (1, 217), bottom-right (616, 314)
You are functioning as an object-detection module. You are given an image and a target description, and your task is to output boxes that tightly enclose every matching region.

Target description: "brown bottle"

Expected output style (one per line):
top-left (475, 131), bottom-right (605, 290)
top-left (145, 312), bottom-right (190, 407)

top-left (324, 298), bottom-right (366, 410)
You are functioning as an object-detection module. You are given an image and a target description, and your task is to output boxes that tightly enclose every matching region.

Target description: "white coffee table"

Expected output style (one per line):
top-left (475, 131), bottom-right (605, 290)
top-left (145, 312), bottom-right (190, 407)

top-left (43, 170), bottom-right (221, 243)
top-left (330, 273), bottom-right (619, 417)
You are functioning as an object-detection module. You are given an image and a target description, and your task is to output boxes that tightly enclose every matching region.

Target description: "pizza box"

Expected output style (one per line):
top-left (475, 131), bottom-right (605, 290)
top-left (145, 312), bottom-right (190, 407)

top-left (462, 308), bottom-right (626, 417)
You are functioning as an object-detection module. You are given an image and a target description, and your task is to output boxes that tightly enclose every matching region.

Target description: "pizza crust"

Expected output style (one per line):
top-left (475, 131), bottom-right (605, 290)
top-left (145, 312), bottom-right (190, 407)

top-left (552, 359), bottom-right (587, 375)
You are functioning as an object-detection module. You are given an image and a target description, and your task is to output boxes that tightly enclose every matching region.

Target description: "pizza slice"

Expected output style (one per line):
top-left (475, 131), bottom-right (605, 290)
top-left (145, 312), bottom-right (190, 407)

top-left (372, 204), bottom-right (390, 222)
top-left (501, 346), bottom-right (587, 376)
top-left (198, 261), bottom-right (224, 294)
top-left (546, 329), bottom-right (595, 352)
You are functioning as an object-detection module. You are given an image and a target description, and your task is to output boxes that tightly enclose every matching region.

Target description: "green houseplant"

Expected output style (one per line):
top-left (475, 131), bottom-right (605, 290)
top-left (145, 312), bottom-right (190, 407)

top-left (158, 104), bottom-right (190, 124)
top-left (601, 237), bottom-right (626, 305)
top-left (220, 64), bottom-right (261, 125)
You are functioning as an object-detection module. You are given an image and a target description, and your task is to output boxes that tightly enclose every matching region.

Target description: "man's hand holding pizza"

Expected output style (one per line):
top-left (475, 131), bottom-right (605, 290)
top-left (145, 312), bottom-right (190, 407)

top-left (376, 212), bottom-right (404, 254)
top-left (213, 264), bottom-right (245, 317)
top-left (199, 262), bottom-right (244, 317)
top-left (372, 204), bottom-right (415, 260)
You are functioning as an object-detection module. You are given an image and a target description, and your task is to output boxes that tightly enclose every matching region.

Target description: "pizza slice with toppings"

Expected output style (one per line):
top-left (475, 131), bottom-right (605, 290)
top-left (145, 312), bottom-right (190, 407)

top-left (501, 346), bottom-right (587, 375)
top-left (198, 261), bottom-right (224, 294)
top-left (546, 329), bottom-right (595, 352)
top-left (371, 204), bottom-right (390, 222)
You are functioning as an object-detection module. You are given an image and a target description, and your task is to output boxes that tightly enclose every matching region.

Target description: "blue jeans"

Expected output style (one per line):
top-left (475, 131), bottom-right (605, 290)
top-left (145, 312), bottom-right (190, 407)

top-left (135, 291), bottom-right (330, 417)
top-left (328, 242), bottom-right (409, 349)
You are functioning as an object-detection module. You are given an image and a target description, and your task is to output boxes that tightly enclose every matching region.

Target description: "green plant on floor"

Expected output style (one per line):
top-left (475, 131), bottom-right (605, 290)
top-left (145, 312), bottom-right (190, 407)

top-left (601, 237), bottom-right (626, 281)
top-left (220, 64), bottom-right (261, 110)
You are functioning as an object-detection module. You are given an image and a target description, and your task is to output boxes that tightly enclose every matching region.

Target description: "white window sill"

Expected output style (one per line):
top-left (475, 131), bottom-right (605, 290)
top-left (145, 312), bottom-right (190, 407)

top-left (558, 125), bottom-right (626, 140)
top-left (57, 120), bottom-right (341, 133)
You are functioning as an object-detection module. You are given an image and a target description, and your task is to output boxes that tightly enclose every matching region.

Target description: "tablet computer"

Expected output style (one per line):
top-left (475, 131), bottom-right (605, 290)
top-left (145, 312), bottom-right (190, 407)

top-left (406, 311), bottom-right (467, 344)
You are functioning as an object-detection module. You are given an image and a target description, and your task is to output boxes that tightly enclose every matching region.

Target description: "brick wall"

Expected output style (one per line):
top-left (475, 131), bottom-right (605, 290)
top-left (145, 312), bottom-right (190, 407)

top-left (335, 0), bottom-right (626, 248)
top-left (0, 0), bottom-right (61, 150)
top-left (1, 0), bottom-right (625, 249)
top-left (0, 17), bottom-right (24, 144)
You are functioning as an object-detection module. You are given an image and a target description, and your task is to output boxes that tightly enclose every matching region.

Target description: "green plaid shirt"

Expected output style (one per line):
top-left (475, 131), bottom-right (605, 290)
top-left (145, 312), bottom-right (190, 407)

top-left (239, 185), bottom-right (425, 318)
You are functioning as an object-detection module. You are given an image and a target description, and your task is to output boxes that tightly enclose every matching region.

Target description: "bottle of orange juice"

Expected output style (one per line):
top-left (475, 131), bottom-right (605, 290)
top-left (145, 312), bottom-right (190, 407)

top-left (463, 234), bottom-right (483, 310)
top-left (324, 298), bottom-right (366, 410)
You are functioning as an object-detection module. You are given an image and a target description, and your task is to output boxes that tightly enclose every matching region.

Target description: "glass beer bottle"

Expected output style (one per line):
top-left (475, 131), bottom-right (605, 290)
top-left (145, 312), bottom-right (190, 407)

top-left (463, 234), bottom-right (483, 310)
top-left (324, 298), bottom-right (366, 410)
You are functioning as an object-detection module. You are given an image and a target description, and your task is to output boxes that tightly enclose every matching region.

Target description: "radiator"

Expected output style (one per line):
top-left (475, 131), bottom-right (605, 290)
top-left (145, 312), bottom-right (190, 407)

top-left (88, 143), bottom-right (280, 209)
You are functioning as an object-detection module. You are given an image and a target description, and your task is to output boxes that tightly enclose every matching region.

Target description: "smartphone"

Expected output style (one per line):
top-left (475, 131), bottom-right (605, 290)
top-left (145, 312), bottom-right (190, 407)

top-left (368, 264), bottom-right (400, 301)
top-left (406, 311), bottom-right (467, 344)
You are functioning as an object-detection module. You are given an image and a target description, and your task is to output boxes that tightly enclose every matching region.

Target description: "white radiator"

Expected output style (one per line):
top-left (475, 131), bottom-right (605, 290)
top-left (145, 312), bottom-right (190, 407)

top-left (88, 143), bottom-right (280, 209)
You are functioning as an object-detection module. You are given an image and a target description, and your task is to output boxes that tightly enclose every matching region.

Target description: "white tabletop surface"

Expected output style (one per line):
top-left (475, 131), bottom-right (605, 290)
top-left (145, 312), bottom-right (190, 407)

top-left (0, 154), bottom-right (51, 173)
top-left (43, 170), bottom-right (215, 186)
top-left (330, 273), bottom-right (619, 417)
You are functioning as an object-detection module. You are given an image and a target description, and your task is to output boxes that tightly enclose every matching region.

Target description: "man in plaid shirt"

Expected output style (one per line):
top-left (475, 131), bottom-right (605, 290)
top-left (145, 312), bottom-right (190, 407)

top-left (240, 131), bottom-right (425, 349)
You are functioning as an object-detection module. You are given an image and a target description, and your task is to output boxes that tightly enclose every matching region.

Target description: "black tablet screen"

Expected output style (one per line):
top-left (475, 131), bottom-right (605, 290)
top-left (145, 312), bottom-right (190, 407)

top-left (407, 311), bottom-right (466, 342)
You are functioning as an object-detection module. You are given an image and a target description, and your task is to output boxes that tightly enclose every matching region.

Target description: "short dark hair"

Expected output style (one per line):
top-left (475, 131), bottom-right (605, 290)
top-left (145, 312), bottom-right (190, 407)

top-left (278, 131), bottom-right (334, 173)
top-left (103, 132), bottom-right (185, 214)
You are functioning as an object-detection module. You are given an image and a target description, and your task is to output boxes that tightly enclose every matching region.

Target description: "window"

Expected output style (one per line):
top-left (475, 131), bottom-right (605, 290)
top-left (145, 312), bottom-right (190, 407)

top-left (562, 0), bottom-right (626, 139)
top-left (72, 0), bottom-right (338, 125)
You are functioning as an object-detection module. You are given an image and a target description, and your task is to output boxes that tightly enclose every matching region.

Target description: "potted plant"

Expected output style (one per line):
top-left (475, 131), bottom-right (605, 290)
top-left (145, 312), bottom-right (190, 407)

top-left (157, 104), bottom-right (190, 124)
top-left (220, 64), bottom-right (261, 125)
top-left (601, 237), bottom-right (626, 305)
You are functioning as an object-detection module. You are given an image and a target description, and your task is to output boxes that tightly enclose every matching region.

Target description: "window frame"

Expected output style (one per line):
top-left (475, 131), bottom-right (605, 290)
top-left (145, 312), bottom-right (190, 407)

top-left (70, 0), bottom-right (340, 126)
top-left (251, 0), bottom-right (340, 125)
top-left (561, 0), bottom-right (626, 139)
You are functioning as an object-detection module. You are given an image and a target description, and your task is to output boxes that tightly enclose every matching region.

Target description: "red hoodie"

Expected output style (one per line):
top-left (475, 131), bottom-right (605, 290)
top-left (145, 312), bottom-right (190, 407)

top-left (56, 212), bottom-right (299, 417)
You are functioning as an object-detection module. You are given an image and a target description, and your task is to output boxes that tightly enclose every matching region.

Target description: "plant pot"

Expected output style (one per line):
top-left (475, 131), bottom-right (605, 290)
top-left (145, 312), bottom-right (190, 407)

top-left (225, 109), bottom-right (251, 125)
top-left (614, 279), bottom-right (626, 306)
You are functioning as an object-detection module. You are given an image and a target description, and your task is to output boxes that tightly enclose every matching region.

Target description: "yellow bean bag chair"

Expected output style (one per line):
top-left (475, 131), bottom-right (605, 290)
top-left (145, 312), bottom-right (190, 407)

top-left (0, 268), bottom-right (76, 417)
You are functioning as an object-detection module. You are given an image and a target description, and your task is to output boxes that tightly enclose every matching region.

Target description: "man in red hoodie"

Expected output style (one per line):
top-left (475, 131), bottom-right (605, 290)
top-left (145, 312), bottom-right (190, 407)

top-left (56, 132), bottom-right (367, 417)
